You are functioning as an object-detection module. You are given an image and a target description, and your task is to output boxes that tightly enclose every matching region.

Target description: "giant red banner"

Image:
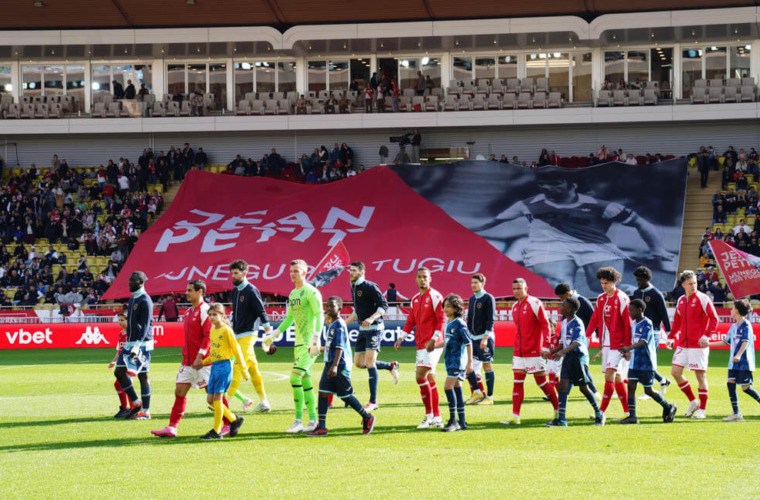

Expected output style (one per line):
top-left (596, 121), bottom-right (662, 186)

top-left (709, 240), bottom-right (760, 299)
top-left (102, 168), bottom-right (552, 300)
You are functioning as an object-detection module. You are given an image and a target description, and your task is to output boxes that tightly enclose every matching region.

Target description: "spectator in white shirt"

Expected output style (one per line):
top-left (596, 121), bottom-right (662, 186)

top-left (117, 174), bottom-right (129, 192)
top-left (625, 154), bottom-right (638, 165)
top-left (733, 218), bottom-right (752, 234)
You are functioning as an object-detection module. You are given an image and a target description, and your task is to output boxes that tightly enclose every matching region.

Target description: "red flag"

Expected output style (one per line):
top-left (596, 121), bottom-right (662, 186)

top-left (307, 240), bottom-right (350, 288)
top-left (708, 240), bottom-right (760, 298)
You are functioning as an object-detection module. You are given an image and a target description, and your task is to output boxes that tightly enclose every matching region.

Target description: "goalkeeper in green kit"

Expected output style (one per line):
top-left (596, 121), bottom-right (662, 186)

top-left (264, 259), bottom-right (324, 433)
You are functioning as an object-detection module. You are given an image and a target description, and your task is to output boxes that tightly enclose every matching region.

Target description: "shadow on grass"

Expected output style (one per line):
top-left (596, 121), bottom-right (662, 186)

top-left (0, 422), bottom-right (430, 452)
top-left (2, 411), bottom-right (728, 453)
top-left (0, 408), bottom-right (302, 429)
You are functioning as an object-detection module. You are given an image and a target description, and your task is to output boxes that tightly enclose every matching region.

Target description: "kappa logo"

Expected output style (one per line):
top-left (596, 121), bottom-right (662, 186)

top-left (75, 326), bottom-right (110, 345)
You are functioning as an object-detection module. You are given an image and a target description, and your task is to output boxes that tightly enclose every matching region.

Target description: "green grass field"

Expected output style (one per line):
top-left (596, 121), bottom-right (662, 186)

top-left (1, 347), bottom-right (759, 499)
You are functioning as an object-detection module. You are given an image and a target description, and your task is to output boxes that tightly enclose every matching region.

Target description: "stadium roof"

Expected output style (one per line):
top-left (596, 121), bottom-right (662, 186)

top-left (2, 0), bottom-right (755, 30)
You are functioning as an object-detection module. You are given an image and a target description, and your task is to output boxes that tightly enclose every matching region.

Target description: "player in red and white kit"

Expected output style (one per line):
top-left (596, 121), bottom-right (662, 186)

top-left (501, 278), bottom-right (559, 425)
top-left (109, 313), bottom-right (133, 417)
top-left (394, 267), bottom-right (446, 429)
top-left (151, 279), bottom-right (213, 437)
top-left (672, 270), bottom-right (718, 419)
top-left (546, 317), bottom-right (561, 392)
top-left (587, 267), bottom-right (631, 421)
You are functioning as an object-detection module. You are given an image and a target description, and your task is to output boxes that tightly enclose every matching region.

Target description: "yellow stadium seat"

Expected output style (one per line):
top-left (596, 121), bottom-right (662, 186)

top-left (747, 215), bottom-right (756, 225)
top-left (726, 215), bottom-right (737, 225)
top-left (737, 207), bottom-right (746, 216)
top-left (688, 157), bottom-right (697, 168)
top-left (728, 182), bottom-right (737, 191)
top-left (719, 157), bottom-right (726, 166)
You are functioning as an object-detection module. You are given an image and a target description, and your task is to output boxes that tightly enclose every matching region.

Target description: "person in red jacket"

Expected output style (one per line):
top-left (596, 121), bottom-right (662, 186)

top-left (672, 270), bottom-right (719, 419)
top-left (587, 267), bottom-right (632, 420)
top-left (501, 278), bottom-right (558, 425)
top-left (395, 267), bottom-right (445, 429)
top-left (151, 279), bottom-right (213, 438)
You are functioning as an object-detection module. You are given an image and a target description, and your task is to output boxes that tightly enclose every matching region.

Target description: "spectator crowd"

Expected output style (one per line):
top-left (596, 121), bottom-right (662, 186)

top-left (0, 143), bottom-right (203, 307)
top-left (224, 142), bottom-right (365, 183)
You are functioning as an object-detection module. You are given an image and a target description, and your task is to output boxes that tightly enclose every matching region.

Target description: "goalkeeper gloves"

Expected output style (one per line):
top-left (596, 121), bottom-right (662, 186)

top-left (261, 329), bottom-right (279, 352)
top-left (308, 343), bottom-right (320, 357)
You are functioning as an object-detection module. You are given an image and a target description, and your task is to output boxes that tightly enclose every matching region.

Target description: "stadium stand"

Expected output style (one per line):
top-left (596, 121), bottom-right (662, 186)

top-left (0, 152), bottom-right (171, 307)
top-left (0, 138), bottom-right (749, 311)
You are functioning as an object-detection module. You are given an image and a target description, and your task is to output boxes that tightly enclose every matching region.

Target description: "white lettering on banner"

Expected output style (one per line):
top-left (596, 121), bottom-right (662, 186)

top-left (418, 258), bottom-right (445, 272)
top-left (75, 326), bottom-right (110, 345)
top-left (153, 206), bottom-right (375, 253)
top-left (156, 226), bottom-right (200, 252)
top-left (212, 265), bottom-right (231, 281)
top-left (322, 207), bottom-right (375, 246)
top-left (219, 211), bottom-right (267, 231)
top-left (373, 259), bottom-right (392, 271)
top-left (176, 209), bottom-right (226, 228)
top-left (720, 251), bottom-right (742, 270)
top-left (372, 258), bottom-right (481, 275)
top-left (324, 255), bottom-right (344, 270)
top-left (5, 328), bottom-right (53, 345)
top-left (727, 268), bottom-right (760, 283)
top-left (201, 230), bottom-right (239, 252)
top-left (155, 263), bottom-right (285, 282)
top-left (261, 264), bottom-right (287, 280)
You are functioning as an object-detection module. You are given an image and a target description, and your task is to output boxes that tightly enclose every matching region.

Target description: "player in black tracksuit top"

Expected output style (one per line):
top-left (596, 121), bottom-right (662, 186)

top-left (466, 273), bottom-right (497, 404)
top-left (346, 262), bottom-right (399, 409)
top-left (632, 266), bottom-right (672, 393)
top-left (230, 260), bottom-right (273, 412)
top-left (114, 271), bottom-right (153, 419)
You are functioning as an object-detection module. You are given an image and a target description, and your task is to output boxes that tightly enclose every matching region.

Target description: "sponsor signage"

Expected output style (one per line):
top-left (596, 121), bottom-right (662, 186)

top-left (2, 320), bottom-right (756, 350)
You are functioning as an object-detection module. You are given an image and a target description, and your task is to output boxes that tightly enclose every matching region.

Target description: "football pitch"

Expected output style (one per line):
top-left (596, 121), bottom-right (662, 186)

top-left (1, 347), bottom-right (758, 499)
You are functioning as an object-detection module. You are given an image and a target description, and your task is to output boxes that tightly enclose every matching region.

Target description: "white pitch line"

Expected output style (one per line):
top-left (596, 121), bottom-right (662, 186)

top-left (259, 371), bottom-right (289, 382)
